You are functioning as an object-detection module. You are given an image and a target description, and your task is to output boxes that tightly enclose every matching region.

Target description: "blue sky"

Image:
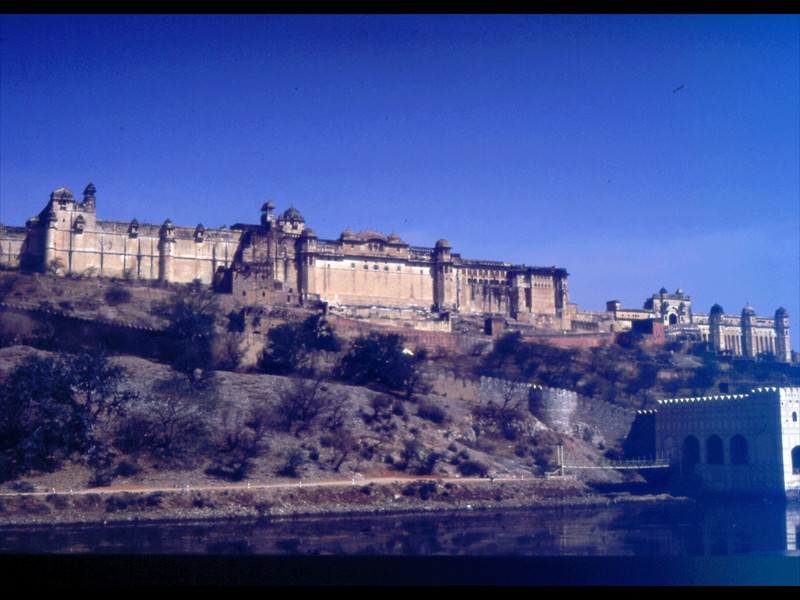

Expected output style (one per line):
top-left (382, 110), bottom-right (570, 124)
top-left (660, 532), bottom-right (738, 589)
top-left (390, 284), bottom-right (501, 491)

top-left (1, 15), bottom-right (798, 349)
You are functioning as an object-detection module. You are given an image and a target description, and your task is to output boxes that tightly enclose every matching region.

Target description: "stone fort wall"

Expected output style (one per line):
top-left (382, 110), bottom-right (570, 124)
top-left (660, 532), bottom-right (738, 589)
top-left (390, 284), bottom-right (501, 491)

top-left (1, 187), bottom-right (242, 284)
top-left (435, 373), bottom-right (635, 443)
top-left (0, 301), bottom-right (172, 358)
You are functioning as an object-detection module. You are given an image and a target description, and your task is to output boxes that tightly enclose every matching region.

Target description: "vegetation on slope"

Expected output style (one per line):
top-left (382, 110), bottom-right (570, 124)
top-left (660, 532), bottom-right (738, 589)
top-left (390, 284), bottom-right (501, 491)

top-left (0, 270), bottom-right (796, 500)
top-left (475, 330), bottom-right (799, 410)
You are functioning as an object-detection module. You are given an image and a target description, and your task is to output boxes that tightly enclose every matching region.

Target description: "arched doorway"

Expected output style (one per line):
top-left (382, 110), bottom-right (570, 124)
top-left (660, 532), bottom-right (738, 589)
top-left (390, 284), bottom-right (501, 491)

top-left (792, 446), bottom-right (800, 474)
top-left (668, 313), bottom-right (678, 325)
top-left (682, 435), bottom-right (700, 472)
top-left (731, 435), bottom-right (749, 465)
top-left (661, 436), bottom-right (678, 461)
top-left (707, 435), bottom-right (724, 464)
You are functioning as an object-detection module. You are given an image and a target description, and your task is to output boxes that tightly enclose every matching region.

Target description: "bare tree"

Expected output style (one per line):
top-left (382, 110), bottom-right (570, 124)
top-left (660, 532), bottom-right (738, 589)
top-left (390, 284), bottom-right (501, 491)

top-left (208, 403), bottom-right (270, 480)
top-left (325, 427), bottom-right (356, 472)
top-left (473, 379), bottom-right (529, 439)
top-left (275, 376), bottom-right (347, 437)
top-left (323, 392), bottom-right (349, 431)
top-left (47, 257), bottom-right (65, 276)
top-left (116, 375), bottom-right (217, 464)
top-left (397, 436), bottom-right (441, 475)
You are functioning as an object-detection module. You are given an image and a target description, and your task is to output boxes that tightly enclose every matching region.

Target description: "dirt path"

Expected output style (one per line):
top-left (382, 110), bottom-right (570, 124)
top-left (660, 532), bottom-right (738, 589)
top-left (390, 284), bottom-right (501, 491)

top-left (0, 474), bottom-right (523, 497)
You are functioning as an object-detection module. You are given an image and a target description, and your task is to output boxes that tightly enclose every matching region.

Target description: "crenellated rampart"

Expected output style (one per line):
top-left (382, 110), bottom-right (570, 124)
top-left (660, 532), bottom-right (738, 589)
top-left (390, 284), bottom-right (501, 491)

top-left (472, 374), bottom-right (634, 442)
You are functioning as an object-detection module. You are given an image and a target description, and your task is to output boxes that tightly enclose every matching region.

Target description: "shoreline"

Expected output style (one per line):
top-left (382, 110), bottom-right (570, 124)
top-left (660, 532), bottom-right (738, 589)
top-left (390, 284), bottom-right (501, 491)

top-left (0, 475), bottom-right (693, 528)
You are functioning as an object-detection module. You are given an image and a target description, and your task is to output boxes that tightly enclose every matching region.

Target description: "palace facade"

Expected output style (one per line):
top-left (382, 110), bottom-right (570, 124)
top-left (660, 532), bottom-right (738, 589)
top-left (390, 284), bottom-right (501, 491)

top-left (1, 183), bottom-right (792, 358)
top-left (602, 288), bottom-right (792, 362)
top-left (0, 183), bottom-right (571, 330)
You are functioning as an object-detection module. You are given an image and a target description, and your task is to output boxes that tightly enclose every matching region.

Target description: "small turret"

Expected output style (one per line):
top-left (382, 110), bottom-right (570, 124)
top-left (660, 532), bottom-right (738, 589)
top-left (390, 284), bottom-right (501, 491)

top-left (158, 220), bottom-right (175, 282)
top-left (277, 206), bottom-right (305, 233)
top-left (50, 187), bottom-right (74, 209)
top-left (774, 307), bottom-right (791, 362)
top-left (433, 239), bottom-right (454, 312)
top-left (741, 304), bottom-right (756, 358)
top-left (82, 183), bottom-right (96, 211)
top-left (160, 219), bottom-right (174, 239)
top-left (709, 303), bottom-right (725, 353)
top-left (435, 238), bottom-right (451, 249)
top-left (281, 206), bottom-right (304, 222)
top-left (261, 201), bottom-right (275, 227)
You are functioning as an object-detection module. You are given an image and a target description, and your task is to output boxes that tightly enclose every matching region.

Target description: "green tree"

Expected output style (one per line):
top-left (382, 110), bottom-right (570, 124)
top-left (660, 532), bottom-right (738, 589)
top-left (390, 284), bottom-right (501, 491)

top-left (260, 314), bottom-right (341, 375)
top-left (478, 332), bottom-right (525, 379)
top-left (0, 355), bottom-right (77, 476)
top-left (278, 447), bottom-right (306, 478)
top-left (0, 352), bottom-right (133, 480)
top-left (0, 273), bottom-right (20, 304)
top-left (624, 361), bottom-right (661, 395)
top-left (67, 350), bottom-right (137, 476)
top-left (211, 332), bottom-right (244, 372)
top-left (226, 310), bottom-right (246, 333)
top-left (151, 281), bottom-right (218, 380)
top-left (476, 335), bottom-right (584, 387)
top-left (690, 355), bottom-right (722, 393)
top-left (104, 284), bottom-right (132, 306)
top-left (334, 332), bottom-right (420, 394)
top-left (260, 322), bottom-right (307, 375)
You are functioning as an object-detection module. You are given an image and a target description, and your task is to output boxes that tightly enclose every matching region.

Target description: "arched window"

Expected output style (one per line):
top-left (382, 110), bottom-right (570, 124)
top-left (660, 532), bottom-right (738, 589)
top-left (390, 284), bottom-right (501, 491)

top-left (661, 436), bottom-right (678, 461)
top-left (731, 435), bottom-right (749, 465)
top-left (682, 436), bottom-right (700, 472)
top-left (792, 446), bottom-right (800, 474)
top-left (707, 435), bottom-right (724, 465)
top-left (793, 412), bottom-right (797, 423)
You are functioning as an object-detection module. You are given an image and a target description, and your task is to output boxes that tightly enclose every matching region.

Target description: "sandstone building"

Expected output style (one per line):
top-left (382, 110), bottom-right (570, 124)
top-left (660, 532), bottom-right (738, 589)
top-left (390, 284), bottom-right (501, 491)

top-left (1, 183), bottom-right (791, 358)
top-left (603, 288), bottom-right (792, 362)
top-left (0, 184), bottom-right (571, 330)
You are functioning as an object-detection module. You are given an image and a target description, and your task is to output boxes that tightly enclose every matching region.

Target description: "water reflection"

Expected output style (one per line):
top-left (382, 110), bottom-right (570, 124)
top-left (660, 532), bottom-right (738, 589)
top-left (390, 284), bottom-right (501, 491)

top-left (0, 501), bottom-right (798, 556)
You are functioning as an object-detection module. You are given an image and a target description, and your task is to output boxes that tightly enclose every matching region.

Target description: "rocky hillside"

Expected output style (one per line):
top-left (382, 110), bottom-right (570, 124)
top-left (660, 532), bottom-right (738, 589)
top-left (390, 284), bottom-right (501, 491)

top-left (0, 342), bottom-right (632, 496)
top-left (2, 268), bottom-right (793, 512)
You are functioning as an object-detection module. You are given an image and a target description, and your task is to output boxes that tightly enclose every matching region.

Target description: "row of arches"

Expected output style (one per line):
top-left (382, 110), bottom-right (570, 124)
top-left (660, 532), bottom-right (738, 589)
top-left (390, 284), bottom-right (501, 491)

top-left (681, 434), bottom-right (749, 469)
top-left (679, 437), bottom-right (800, 474)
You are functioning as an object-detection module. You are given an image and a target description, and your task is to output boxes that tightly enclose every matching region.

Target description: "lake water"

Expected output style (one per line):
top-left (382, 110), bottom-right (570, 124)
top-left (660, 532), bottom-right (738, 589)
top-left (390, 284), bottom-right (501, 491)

top-left (1, 499), bottom-right (799, 584)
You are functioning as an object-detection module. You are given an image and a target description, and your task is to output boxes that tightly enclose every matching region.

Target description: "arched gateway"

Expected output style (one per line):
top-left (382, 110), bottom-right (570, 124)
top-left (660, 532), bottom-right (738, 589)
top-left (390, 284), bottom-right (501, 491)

top-left (653, 387), bottom-right (800, 496)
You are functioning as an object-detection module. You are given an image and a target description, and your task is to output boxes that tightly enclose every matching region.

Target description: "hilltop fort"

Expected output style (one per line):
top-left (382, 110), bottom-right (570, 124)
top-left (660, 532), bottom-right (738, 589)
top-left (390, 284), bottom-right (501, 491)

top-left (0, 183), bottom-right (798, 507)
top-left (0, 183), bottom-right (792, 361)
